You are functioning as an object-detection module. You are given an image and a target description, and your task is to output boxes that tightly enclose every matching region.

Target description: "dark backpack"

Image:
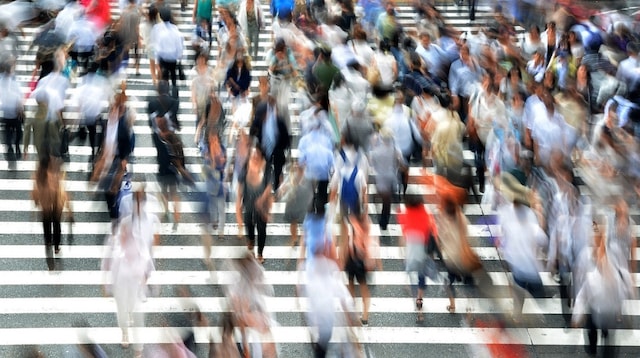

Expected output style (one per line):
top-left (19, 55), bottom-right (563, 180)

top-left (165, 132), bottom-right (185, 168)
top-left (339, 149), bottom-right (361, 216)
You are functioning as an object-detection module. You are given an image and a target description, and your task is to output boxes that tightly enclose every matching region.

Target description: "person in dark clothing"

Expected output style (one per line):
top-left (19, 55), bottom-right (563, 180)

top-left (225, 55), bottom-right (252, 99)
top-left (249, 101), bottom-right (291, 191)
top-left (236, 146), bottom-right (273, 263)
top-left (148, 80), bottom-right (181, 132)
top-left (91, 90), bottom-right (133, 231)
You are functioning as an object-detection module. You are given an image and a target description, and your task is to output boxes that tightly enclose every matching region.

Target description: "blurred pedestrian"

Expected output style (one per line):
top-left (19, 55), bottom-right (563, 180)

top-left (70, 62), bottom-right (110, 160)
top-left (91, 85), bottom-right (134, 231)
top-left (0, 68), bottom-right (24, 161)
top-left (249, 101), bottom-right (290, 191)
top-left (151, 6), bottom-right (184, 97)
top-left (236, 146), bottom-right (273, 263)
top-left (278, 161), bottom-right (313, 246)
top-left (342, 214), bottom-right (375, 326)
top-left (227, 252), bottom-right (278, 357)
top-left (397, 190), bottom-right (438, 323)
top-left (369, 128), bottom-right (404, 230)
top-left (32, 157), bottom-right (72, 257)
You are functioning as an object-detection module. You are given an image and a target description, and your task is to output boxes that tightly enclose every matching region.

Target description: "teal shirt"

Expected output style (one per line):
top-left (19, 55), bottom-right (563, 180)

top-left (196, 0), bottom-right (213, 20)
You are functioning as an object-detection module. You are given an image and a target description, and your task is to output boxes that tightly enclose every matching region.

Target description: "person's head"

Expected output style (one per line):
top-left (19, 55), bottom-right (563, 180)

top-left (148, 3), bottom-right (159, 21)
top-left (512, 90), bottom-right (527, 109)
top-left (248, 145), bottom-right (265, 168)
top-left (379, 39), bottom-right (391, 53)
top-left (543, 70), bottom-right (556, 89)
top-left (529, 25), bottom-right (540, 39)
top-left (404, 192), bottom-right (424, 208)
top-left (159, 6), bottom-right (172, 22)
top-left (385, 0), bottom-right (395, 15)
top-left (195, 50), bottom-right (209, 65)
top-left (420, 31), bottom-right (432, 47)
top-left (352, 24), bottom-right (367, 41)
top-left (410, 51), bottom-right (423, 71)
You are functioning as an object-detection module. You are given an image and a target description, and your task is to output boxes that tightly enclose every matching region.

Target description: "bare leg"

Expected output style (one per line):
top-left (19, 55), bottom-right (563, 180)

top-left (289, 221), bottom-right (298, 246)
top-left (360, 283), bottom-right (370, 322)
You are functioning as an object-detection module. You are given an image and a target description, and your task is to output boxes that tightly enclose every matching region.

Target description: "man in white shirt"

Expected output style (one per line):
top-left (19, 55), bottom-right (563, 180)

top-left (67, 12), bottom-right (98, 75)
top-left (151, 7), bottom-right (184, 97)
top-left (415, 31), bottom-right (447, 81)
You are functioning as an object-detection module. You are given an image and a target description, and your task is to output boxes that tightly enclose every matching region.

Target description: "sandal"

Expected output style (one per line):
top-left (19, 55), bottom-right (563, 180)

top-left (447, 305), bottom-right (456, 314)
top-left (416, 298), bottom-right (423, 310)
top-left (257, 255), bottom-right (265, 264)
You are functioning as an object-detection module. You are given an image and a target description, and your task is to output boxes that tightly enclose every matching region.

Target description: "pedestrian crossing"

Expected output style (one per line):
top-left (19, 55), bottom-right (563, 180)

top-left (1, 1), bottom-right (639, 357)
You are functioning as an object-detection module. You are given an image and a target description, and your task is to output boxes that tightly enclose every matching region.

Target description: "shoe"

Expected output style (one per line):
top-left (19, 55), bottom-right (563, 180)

top-left (360, 318), bottom-right (368, 326)
top-left (447, 305), bottom-right (455, 313)
top-left (54, 247), bottom-right (61, 255)
top-left (247, 241), bottom-right (254, 251)
top-left (416, 298), bottom-right (423, 310)
top-left (257, 255), bottom-right (264, 264)
top-left (416, 312), bottom-right (424, 324)
top-left (121, 332), bottom-right (129, 348)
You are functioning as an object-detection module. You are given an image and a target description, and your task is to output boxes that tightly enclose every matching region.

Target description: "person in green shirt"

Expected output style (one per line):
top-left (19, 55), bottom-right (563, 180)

top-left (312, 48), bottom-right (339, 96)
top-left (193, 0), bottom-right (214, 46)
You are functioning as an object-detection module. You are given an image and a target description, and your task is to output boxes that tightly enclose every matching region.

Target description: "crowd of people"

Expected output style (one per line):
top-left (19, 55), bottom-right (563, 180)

top-left (1, 0), bottom-right (640, 356)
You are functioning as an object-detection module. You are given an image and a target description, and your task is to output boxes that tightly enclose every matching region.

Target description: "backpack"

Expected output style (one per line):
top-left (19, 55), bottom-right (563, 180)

top-left (165, 132), bottom-right (185, 168)
top-left (339, 149), bottom-right (361, 216)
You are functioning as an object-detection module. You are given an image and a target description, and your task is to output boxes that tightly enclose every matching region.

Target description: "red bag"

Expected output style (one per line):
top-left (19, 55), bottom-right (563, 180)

top-left (26, 75), bottom-right (37, 99)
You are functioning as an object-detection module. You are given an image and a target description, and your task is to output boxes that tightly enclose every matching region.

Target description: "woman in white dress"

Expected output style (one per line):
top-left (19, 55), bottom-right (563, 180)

top-left (102, 188), bottom-right (157, 357)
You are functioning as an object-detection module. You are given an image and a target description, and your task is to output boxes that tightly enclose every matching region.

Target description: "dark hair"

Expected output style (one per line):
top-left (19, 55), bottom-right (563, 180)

top-left (404, 193), bottom-right (424, 207)
top-left (379, 39), bottom-right (391, 53)
top-left (148, 3), bottom-right (159, 22)
top-left (274, 38), bottom-right (287, 53)
top-left (159, 6), bottom-right (172, 22)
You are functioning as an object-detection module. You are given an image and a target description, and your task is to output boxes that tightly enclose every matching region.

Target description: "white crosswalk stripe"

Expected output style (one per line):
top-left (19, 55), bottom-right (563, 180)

top-left (1, 1), bottom-right (639, 357)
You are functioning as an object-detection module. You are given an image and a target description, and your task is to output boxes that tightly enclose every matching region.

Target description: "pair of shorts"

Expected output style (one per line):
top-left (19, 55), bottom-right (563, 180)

top-left (345, 254), bottom-right (367, 283)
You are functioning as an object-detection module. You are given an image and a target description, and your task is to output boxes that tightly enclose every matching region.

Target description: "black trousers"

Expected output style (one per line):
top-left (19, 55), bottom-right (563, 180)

top-left (244, 210), bottom-right (267, 255)
top-left (69, 50), bottom-right (94, 74)
top-left (159, 58), bottom-right (178, 97)
top-left (42, 210), bottom-right (62, 250)
top-left (3, 117), bottom-right (22, 157)
top-left (378, 191), bottom-right (392, 230)
top-left (311, 179), bottom-right (329, 214)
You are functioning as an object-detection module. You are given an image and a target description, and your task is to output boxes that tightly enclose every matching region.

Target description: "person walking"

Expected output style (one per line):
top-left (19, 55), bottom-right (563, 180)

top-left (236, 146), bottom-right (273, 263)
top-left (32, 158), bottom-right (72, 258)
top-left (151, 7), bottom-right (184, 97)
top-left (0, 69), bottom-right (24, 161)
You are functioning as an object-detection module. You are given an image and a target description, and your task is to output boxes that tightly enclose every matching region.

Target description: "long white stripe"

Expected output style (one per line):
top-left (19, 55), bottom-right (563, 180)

top-left (0, 198), bottom-right (496, 218)
top-left (2, 270), bottom-right (638, 287)
top-left (0, 244), bottom-right (505, 261)
top-left (0, 296), bottom-right (637, 316)
top-left (0, 326), bottom-right (636, 346)
top-left (0, 221), bottom-right (501, 237)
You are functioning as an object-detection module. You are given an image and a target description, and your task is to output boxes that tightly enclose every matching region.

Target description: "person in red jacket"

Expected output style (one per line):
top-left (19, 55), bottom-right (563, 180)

top-left (397, 190), bottom-right (438, 323)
